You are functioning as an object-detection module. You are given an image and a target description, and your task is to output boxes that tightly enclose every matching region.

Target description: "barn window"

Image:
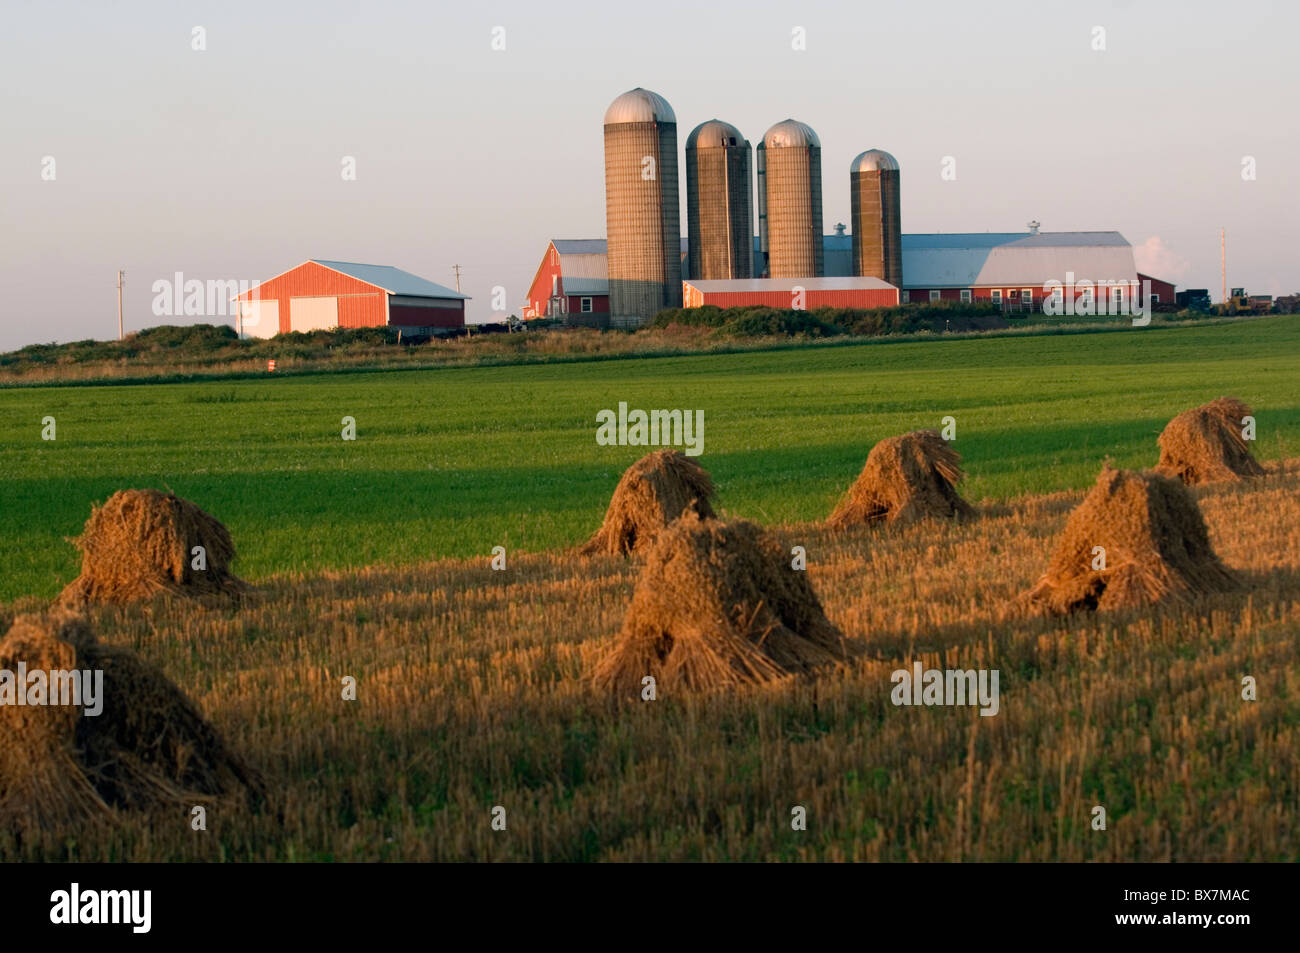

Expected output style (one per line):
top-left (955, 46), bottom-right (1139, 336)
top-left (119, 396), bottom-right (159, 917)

top-left (581, 297), bottom-right (592, 313)
top-left (1151, 294), bottom-right (1160, 305)
top-left (960, 289), bottom-right (972, 304)
top-left (991, 289), bottom-right (1002, 302)
top-left (929, 290), bottom-right (941, 303)
top-left (1022, 288), bottom-right (1033, 302)
top-left (901, 290), bottom-right (910, 303)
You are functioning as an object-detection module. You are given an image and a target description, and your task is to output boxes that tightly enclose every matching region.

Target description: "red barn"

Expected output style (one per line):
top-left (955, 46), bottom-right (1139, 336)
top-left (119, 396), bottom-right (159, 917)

top-left (524, 240), bottom-right (611, 319)
top-left (524, 237), bottom-right (691, 319)
top-left (1137, 273), bottom-right (1177, 308)
top-left (234, 259), bottom-right (469, 337)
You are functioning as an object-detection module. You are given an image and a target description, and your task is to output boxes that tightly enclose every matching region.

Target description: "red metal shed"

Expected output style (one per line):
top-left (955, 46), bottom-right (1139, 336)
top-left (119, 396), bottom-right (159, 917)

top-left (234, 259), bottom-right (469, 337)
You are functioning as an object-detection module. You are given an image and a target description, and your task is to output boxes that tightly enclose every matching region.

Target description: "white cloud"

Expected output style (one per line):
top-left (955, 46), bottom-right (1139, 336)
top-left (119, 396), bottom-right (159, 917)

top-left (1133, 236), bottom-right (1191, 280)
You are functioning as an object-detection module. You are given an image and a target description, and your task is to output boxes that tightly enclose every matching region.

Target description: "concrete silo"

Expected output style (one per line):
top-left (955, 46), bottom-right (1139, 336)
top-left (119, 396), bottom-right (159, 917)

top-left (760, 119), bottom-right (823, 279)
top-left (603, 88), bottom-right (682, 324)
top-left (850, 150), bottom-right (902, 288)
top-left (685, 119), bottom-right (753, 280)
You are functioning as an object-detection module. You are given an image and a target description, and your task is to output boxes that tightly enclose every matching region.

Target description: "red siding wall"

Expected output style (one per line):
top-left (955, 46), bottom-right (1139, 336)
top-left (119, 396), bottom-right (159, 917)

top-left (566, 294), bottom-right (610, 314)
top-left (906, 283), bottom-right (1160, 309)
top-left (906, 287), bottom-right (1042, 304)
top-left (336, 296), bottom-right (387, 329)
top-left (1137, 273), bottom-right (1176, 305)
top-left (236, 261), bottom-right (386, 333)
top-left (389, 302), bottom-right (464, 328)
top-left (526, 244), bottom-right (565, 317)
top-left (687, 287), bottom-right (900, 309)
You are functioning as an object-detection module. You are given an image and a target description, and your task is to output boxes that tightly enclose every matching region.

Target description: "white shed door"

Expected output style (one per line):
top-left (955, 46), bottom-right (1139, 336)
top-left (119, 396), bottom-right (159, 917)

top-left (239, 299), bottom-right (280, 338)
top-left (289, 296), bottom-right (339, 332)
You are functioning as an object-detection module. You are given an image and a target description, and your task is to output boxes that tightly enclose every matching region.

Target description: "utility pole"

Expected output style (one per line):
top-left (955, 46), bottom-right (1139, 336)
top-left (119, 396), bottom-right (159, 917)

top-left (117, 270), bottom-right (125, 340)
top-left (452, 264), bottom-right (467, 336)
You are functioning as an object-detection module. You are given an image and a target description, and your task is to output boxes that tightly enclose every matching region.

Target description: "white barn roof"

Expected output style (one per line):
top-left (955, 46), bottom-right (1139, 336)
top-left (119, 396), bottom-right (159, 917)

top-left (549, 240), bottom-right (611, 295)
top-left (550, 242), bottom-right (609, 281)
top-left (899, 232), bottom-right (1136, 287)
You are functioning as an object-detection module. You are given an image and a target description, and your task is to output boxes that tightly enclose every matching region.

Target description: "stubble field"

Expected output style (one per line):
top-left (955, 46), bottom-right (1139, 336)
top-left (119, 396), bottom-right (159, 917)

top-left (3, 462), bottom-right (1297, 861)
top-left (1, 318), bottom-right (1298, 861)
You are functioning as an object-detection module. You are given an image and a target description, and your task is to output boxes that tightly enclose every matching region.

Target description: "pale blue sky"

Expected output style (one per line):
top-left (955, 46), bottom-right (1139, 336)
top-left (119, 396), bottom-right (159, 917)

top-left (1, 0), bottom-right (1295, 349)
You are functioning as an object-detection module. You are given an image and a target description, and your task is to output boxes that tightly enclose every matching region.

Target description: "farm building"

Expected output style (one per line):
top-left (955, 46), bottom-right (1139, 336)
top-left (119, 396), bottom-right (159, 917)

top-left (683, 276), bottom-right (898, 310)
top-left (525, 238), bottom-right (688, 319)
top-left (524, 230), bottom-right (1166, 317)
top-left (1138, 273), bottom-right (1177, 307)
top-left (234, 260), bottom-right (469, 338)
top-left (896, 231), bottom-right (1149, 310)
top-left (524, 240), bottom-right (611, 319)
top-left (563, 89), bottom-right (1176, 322)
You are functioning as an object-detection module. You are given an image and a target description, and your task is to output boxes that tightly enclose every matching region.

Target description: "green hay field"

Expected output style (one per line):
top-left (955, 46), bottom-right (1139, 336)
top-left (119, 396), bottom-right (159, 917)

top-left (1, 317), bottom-right (1298, 603)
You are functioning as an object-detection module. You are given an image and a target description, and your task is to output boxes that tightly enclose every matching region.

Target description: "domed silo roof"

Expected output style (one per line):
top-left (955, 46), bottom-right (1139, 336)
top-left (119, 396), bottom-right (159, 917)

top-left (686, 119), bottom-right (745, 149)
top-left (604, 88), bottom-right (676, 125)
top-left (685, 119), bottom-right (753, 280)
top-left (760, 120), bottom-right (823, 278)
top-left (850, 149), bottom-right (900, 173)
top-left (850, 149), bottom-right (903, 288)
top-left (762, 119), bottom-right (821, 149)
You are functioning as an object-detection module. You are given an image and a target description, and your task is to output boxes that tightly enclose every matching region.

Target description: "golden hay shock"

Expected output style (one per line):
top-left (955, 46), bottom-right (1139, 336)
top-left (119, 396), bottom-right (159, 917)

top-left (592, 512), bottom-right (847, 696)
top-left (827, 429), bottom-right (973, 528)
top-left (1155, 397), bottom-right (1266, 486)
top-left (56, 489), bottom-right (248, 606)
top-left (0, 610), bottom-right (262, 837)
top-left (1025, 465), bottom-right (1238, 614)
top-left (579, 449), bottom-right (716, 556)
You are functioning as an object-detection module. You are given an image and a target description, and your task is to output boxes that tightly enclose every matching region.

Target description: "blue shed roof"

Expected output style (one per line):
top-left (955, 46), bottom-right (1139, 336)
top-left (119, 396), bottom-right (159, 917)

top-left (312, 260), bottom-right (469, 299)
